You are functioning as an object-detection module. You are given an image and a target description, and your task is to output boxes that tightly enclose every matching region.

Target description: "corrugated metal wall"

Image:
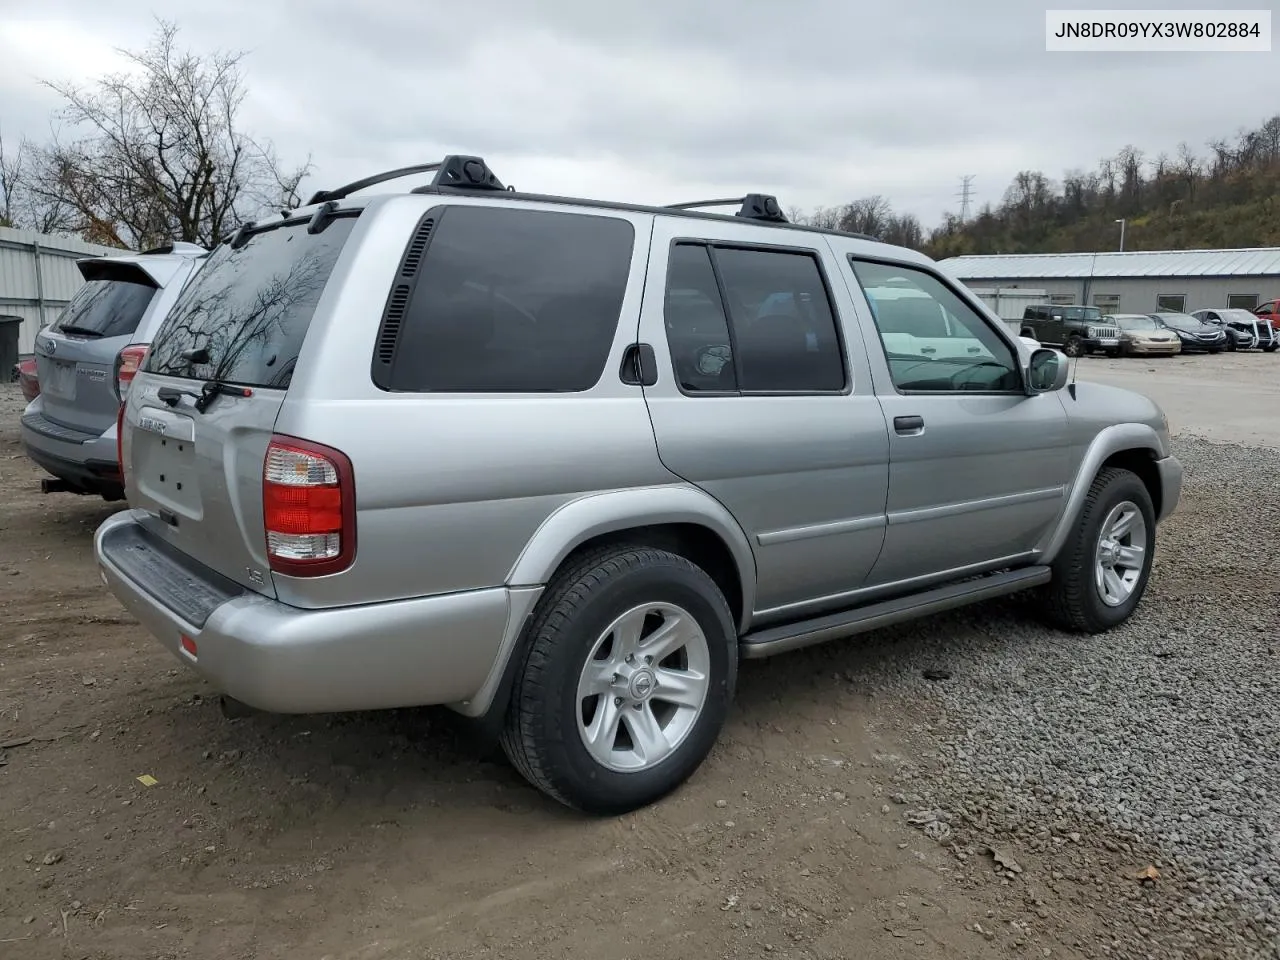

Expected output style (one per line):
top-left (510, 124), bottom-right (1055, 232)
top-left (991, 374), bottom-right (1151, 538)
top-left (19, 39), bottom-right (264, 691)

top-left (0, 226), bottom-right (122, 355)
top-left (956, 277), bottom-right (1280, 316)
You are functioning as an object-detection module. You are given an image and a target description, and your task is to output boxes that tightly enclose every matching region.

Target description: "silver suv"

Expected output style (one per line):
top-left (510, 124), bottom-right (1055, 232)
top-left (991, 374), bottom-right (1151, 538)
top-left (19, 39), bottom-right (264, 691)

top-left (22, 242), bottom-right (206, 500)
top-left (94, 157), bottom-right (1182, 815)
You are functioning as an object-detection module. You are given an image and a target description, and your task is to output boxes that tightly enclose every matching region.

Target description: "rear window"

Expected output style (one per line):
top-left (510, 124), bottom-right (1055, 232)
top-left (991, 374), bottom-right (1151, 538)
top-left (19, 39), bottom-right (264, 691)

top-left (53, 278), bottom-right (156, 340)
top-left (382, 205), bottom-right (634, 393)
top-left (144, 217), bottom-right (357, 388)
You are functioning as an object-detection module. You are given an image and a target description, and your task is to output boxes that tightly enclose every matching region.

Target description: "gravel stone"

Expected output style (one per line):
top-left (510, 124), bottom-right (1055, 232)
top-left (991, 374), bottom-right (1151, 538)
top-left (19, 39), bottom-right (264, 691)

top-left (829, 438), bottom-right (1280, 958)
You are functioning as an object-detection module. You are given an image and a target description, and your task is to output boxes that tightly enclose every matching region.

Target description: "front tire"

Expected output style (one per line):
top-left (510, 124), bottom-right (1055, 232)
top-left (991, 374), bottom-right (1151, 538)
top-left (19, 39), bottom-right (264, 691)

top-left (1040, 467), bottom-right (1156, 634)
top-left (501, 546), bottom-right (737, 815)
top-left (1063, 334), bottom-right (1085, 358)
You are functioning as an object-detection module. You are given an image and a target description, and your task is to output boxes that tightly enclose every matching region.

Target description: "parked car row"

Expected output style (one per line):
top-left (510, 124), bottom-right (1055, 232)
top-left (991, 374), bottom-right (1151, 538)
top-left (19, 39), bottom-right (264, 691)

top-left (6, 160), bottom-right (1185, 814)
top-left (1018, 302), bottom-right (1279, 357)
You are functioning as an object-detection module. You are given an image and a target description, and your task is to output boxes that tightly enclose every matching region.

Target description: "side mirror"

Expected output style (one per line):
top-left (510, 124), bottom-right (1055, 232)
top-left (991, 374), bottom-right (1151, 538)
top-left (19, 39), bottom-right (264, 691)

top-left (1027, 348), bottom-right (1068, 394)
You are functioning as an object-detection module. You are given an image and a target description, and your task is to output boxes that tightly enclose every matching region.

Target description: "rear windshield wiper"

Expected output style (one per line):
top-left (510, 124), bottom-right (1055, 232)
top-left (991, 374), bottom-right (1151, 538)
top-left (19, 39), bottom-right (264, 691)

top-left (56, 325), bottom-right (106, 339)
top-left (156, 379), bottom-right (254, 413)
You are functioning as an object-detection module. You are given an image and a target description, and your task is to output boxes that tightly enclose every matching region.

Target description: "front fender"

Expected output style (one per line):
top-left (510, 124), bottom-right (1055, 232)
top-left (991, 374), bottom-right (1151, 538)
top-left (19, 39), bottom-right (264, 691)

top-left (506, 482), bottom-right (759, 629)
top-left (1036, 422), bottom-right (1172, 564)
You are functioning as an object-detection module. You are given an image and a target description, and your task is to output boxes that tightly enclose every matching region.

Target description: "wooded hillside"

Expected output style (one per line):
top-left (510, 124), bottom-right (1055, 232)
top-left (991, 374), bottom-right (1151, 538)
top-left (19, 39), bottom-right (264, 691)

top-left (793, 114), bottom-right (1280, 258)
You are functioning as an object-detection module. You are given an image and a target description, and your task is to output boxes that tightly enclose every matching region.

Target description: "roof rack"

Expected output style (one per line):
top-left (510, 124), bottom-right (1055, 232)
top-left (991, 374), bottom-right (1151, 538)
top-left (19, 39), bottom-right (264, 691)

top-left (306, 155), bottom-right (507, 205)
top-left (665, 194), bottom-right (788, 224)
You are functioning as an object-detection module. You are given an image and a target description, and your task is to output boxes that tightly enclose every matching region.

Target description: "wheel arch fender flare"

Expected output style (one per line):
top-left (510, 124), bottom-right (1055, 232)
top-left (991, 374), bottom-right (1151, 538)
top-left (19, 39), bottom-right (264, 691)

top-left (1037, 422), bottom-right (1170, 564)
top-left (506, 484), bottom-right (759, 625)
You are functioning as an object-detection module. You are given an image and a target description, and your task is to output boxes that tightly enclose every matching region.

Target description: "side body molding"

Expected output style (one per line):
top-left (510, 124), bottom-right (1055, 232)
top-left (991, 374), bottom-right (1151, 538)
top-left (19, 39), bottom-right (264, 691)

top-left (505, 483), bottom-right (759, 630)
top-left (1035, 422), bottom-right (1171, 564)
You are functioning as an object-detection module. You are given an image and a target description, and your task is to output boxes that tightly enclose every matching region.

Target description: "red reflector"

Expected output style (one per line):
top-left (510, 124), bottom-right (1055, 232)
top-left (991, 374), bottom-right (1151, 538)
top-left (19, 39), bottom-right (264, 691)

top-left (180, 635), bottom-right (197, 657)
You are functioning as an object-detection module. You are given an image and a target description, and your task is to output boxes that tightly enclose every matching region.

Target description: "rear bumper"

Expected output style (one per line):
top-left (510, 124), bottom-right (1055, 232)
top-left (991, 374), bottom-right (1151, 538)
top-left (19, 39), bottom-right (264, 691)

top-left (21, 413), bottom-right (122, 492)
top-left (94, 511), bottom-right (536, 715)
top-left (1155, 454), bottom-right (1183, 523)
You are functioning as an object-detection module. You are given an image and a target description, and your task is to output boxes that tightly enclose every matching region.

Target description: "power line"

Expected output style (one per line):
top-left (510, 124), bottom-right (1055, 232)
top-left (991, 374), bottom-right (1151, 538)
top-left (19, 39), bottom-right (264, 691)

top-left (956, 175), bottom-right (976, 222)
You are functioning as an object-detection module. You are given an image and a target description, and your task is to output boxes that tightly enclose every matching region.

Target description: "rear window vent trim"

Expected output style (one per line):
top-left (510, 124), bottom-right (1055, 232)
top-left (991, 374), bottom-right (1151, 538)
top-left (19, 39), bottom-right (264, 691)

top-left (376, 285), bottom-right (411, 363)
top-left (400, 218), bottom-right (435, 278)
top-left (371, 208), bottom-right (445, 386)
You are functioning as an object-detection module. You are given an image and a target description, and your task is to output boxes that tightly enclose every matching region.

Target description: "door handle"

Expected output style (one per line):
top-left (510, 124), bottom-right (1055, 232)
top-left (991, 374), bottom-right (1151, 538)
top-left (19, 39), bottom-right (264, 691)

top-left (894, 415), bottom-right (925, 435)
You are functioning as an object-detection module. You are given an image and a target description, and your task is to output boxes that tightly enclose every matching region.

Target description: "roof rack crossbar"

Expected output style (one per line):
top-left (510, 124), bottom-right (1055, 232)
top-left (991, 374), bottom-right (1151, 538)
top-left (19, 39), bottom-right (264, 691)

top-left (666, 193), bottom-right (788, 224)
top-left (309, 155), bottom-right (506, 205)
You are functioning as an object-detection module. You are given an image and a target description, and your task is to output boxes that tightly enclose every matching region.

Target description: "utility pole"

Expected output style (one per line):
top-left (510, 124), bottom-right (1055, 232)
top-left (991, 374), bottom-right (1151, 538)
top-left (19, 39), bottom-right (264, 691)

top-left (957, 175), bottom-right (976, 222)
top-left (1115, 218), bottom-right (1126, 251)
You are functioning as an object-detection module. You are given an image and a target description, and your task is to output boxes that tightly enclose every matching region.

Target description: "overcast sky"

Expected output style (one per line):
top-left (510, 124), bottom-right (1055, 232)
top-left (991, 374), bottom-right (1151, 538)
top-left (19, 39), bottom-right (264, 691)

top-left (1, 1), bottom-right (1276, 227)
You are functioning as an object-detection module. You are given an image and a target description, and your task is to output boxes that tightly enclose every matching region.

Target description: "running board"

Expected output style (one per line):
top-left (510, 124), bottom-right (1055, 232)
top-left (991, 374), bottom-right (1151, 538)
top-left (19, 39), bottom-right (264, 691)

top-left (739, 565), bottom-right (1052, 659)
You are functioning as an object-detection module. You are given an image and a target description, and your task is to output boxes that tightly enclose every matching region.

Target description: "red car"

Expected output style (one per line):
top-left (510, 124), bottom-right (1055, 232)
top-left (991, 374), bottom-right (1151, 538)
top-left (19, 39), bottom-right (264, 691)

top-left (1254, 300), bottom-right (1280, 334)
top-left (14, 357), bottom-right (40, 402)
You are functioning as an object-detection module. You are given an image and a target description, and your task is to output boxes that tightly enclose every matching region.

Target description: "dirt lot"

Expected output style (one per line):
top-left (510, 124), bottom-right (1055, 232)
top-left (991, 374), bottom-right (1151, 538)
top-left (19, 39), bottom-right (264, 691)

top-left (1, 352), bottom-right (1277, 960)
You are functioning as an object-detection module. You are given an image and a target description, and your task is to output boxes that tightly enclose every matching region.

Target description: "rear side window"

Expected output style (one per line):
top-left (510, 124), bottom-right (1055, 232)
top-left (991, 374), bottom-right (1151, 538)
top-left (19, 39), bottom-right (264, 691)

top-left (144, 218), bottom-right (357, 388)
top-left (382, 206), bottom-right (635, 393)
top-left (662, 243), bottom-right (846, 394)
top-left (52, 277), bottom-right (156, 340)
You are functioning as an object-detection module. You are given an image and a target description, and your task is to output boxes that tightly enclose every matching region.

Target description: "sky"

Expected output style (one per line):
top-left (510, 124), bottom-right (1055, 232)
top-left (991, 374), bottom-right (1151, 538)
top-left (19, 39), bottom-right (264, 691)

top-left (0, 0), bottom-right (1276, 228)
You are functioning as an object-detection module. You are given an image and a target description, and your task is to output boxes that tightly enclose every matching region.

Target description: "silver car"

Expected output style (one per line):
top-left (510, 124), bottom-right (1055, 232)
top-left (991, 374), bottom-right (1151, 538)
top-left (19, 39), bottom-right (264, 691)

top-left (94, 158), bottom-right (1182, 815)
top-left (21, 242), bottom-right (206, 499)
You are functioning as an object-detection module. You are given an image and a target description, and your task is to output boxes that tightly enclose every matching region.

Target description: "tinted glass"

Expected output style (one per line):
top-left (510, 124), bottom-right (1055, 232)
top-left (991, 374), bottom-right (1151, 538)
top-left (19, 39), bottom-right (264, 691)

top-left (389, 206), bottom-right (634, 393)
top-left (1063, 306), bottom-right (1102, 321)
top-left (664, 244), bottom-right (737, 392)
top-left (1156, 295), bottom-right (1186, 312)
top-left (712, 247), bottom-right (845, 392)
top-left (851, 259), bottom-right (1020, 393)
top-left (52, 279), bottom-right (156, 340)
top-left (1226, 295), bottom-right (1258, 310)
top-left (145, 218), bottom-right (357, 388)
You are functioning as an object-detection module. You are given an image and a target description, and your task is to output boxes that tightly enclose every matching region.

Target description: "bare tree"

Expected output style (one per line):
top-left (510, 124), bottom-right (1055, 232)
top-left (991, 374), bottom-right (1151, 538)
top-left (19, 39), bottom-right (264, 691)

top-left (27, 18), bottom-right (310, 249)
top-left (838, 195), bottom-right (891, 236)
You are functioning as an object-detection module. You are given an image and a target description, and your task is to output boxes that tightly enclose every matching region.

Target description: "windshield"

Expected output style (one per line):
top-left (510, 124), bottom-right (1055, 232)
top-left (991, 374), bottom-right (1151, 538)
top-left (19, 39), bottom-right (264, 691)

top-left (1063, 306), bottom-right (1102, 321)
top-left (1114, 315), bottom-right (1157, 331)
top-left (1153, 313), bottom-right (1197, 329)
top-left (51, 278), bottom-right (157, 339)
top-left (1220, 309), bottom-right (1259, 323)
top-left (144, 218), bottom-right (357, 389)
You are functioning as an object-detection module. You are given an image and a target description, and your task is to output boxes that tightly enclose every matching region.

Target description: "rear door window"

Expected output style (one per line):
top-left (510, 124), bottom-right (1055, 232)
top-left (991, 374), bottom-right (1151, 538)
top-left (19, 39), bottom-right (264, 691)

top-left (52, 273), bottom-right (157, 340)
top-left (144, 217), bottom-right (358, 388)
top-left (381, 205), bottom-right (635, 393)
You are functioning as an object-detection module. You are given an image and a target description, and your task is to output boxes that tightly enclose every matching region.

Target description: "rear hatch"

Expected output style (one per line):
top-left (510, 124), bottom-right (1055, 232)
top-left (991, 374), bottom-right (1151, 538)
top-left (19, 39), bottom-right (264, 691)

top-left (123, 212), bottom-right (359, 599)
top-left (34, 259), bottom-right (170, 436)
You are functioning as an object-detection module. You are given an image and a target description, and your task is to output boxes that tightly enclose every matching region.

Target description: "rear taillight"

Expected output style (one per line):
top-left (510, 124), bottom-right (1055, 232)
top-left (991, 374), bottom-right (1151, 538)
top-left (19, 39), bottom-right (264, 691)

top-left (113, 344), bottom-right (148, 402)
top-left (16, 358), bottom-right (40, 402)
top-left (116, 403), bottom-right (126, 485)
top-left (262, 435), bottom-right (356, 578)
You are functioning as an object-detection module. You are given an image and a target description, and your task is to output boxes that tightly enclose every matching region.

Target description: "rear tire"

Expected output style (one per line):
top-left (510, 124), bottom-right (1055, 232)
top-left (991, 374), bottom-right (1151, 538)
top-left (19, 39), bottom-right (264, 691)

top-left (1039, 467), bottom-right (1156, 634)
top-left (500, 546), bottom-right (737, 815)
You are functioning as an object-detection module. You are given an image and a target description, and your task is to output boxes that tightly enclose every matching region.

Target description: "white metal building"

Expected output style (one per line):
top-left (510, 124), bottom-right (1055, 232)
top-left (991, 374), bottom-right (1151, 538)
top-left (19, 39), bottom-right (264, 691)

top-left (938, 248), bottom-right (1280, 317)
top-left (0, 226), bottom-right (121, 355)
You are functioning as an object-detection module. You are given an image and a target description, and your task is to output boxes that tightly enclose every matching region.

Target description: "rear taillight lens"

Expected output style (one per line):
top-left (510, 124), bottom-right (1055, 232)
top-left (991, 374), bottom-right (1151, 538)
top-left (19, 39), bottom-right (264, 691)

top-left (116, 402), bottom-right (127, 485)
top-left (16, 358), bottom-right (40, 402)
top-left (262, 435), bottom-right (356, 577)
top-left (114, 344), bottom-right (148, 402)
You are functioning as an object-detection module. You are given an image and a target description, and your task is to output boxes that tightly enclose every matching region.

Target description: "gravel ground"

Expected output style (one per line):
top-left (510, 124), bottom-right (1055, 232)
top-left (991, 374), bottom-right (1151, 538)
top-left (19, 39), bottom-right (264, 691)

top-left (837, 435), bottom-right (1280, 959)
top-left (4, 365), bottom-right (1278, 958)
